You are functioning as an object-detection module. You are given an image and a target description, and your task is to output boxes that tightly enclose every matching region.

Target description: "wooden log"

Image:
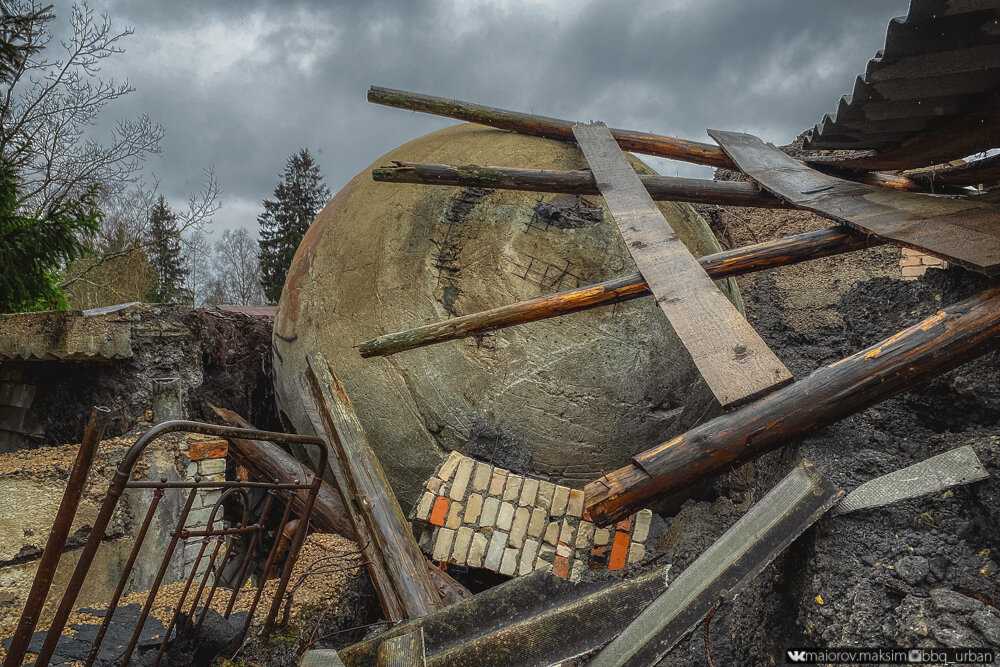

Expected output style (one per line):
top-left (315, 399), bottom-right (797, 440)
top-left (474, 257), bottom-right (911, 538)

top-left (372, 162), bottom-right (792, 209)
top-left (573, 122), bottom-right (792, 409)
top-left (589, 461), bottom-right (841, 667)
top-left (584, 285), bottom-right (1000, 526)
top-left (358, 227), bottom-right (883, 359)
top-left (368, 86), bottom-right (733, 169)
top-left (210, 406), bottom-right (471, 607)
top-left (300, 353), bottom-right (445, 620)
top-left (368, 86), bottom-right (929, 192)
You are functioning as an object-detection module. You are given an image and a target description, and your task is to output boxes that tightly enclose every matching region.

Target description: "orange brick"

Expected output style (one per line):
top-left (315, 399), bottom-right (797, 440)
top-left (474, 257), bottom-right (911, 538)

top-left (616, 516), bottom-right (632, 532)
top-left (429, 496), bottom-right (450, 526)
top-left (187, 438), bottom-right (228, 461)
top-left (608, 530), bottom-right (630, 571)
top-left (553, 554), bottom-right (570, 579)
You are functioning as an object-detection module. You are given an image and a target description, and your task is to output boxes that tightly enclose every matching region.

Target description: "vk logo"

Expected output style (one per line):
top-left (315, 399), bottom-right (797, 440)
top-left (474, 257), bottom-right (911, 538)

top-left (787, 650), bottom-right (809, 663)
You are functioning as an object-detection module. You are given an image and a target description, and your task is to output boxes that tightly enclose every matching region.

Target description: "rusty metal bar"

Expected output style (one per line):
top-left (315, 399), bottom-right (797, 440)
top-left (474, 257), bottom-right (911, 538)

top-left (4, 406), bottom-right (111, 667)
top-left (238, 491), bottom-right (297, 641)
top-left (32, 420), bottom-right (327, 667)
top-left (225, 490), bottom-right (276, 618)
top-left (84, 487), bottom-right (164, 667)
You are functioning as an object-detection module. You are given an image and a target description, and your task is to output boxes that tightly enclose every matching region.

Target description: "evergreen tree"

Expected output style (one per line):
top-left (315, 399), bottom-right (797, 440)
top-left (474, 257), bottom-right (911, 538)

top-left (146, 195), bottom-right (188, 302)
top-left (0, 160), bottom-right (100, 312)
top-left (257, 149), bottom-right (331, 304)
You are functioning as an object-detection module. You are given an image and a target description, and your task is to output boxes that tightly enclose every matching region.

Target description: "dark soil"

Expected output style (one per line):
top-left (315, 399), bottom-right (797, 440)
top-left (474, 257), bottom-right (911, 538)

top-left (654, 267), bottom-right (1000, 665)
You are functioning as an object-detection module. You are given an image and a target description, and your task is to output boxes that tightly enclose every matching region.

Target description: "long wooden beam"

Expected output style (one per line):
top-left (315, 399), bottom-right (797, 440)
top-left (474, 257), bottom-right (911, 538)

top-left (359, 227), bottom-right (882, 360)
top-left (368, 86), bottom-right (928, 192)
top-left (584, 285), bottom-right (1000, 526)
top-left (372, 162), bottom-right (793, 209)
top-left (369, 86), bottom-right (733, 168)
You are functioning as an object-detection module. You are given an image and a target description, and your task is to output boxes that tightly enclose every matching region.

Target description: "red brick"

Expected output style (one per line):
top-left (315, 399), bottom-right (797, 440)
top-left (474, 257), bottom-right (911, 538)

top-left (429, 496), bottom-right (450, 526)
top-left (187, 438), bottom-right (228, 461)
top-left (609, 530), bottom-right (630, 571)
top-left (616, 516), bottom-right (632, 532)
top-left (553, 554), bottom-right (570, 579)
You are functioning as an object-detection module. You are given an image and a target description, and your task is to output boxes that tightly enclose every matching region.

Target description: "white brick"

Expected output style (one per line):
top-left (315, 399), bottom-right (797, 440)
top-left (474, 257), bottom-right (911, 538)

top-left (544, 521), bottom-right (560, 546)
top-left (503, 475), bottom-right (523, 502)
top-left (453, 526), bottom-right (474, 565)
top-left (445, 501), bottom-right (464, 530)
top-left (575, 521), bottom-right (595, 550)
top-left (468, 532), bottom-right (489, 567)
top-left (594, 528), bottom-right (611, 546)
top-left (570, 559), bottom-right (586, 582)
top-left (198, 458), bottom-right (226, 476)
top-left (485, 531), bottom-right (508, 570)
top-left (497, 502), bottom-right (515, 531)
top-left (481, 496), bottom-right (500, 526)
top-left (432, 528), bottom-right (455, 561)
top-left (509, 507), bottom-right (530, 548)
top-left (450, 457), bottom-right (475, 501)
top-left (519, 478), bottom-right (539, 507)
top-left (519, 539), bottom-right (541, 576)
top-left (536, 481), bottom-right (555, 510)
top-left (633, 509), bottom-right (653, 542)
top-left (464, 494), bottom-right (484, 524)
top-left (438, 451), bottom-right (464, 481)
top-left (499, 547), bottom-right (519, 576)
top-left (566, 490), bottom-right (585, 518)
top-left (415, 492), bottom-right (435, 521)
top-left (528, 507), bottom-right (547, 538)
top-left (629, 542), bottom-right (646, 564)
top-left (472, 462), bottom-right (492, 492)
top-left (550, 486), bottom-right (570, 517)
top-left (558, 518), bottom-right (576, 546)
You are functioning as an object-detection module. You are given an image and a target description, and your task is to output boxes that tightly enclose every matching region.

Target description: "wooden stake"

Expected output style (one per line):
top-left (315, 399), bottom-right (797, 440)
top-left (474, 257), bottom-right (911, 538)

top-left (584, 286), bottom-right (1000, 526)
top-left (372, 162), bottom-right (792, 209)
top-left (358, 227), bottom-right (882, 359)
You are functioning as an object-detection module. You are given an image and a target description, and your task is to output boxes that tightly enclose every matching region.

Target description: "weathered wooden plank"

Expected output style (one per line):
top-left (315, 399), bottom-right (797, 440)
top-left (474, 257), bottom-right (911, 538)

top-left (357, 227), bottom-right (883, 359)
top-left (831, 445), bottom-right (988, 516)
top-left (906, 153), bottom-right (1000, 188)
top-left (339, 566), bottom-right (671, 667)
top-left (711, 129), bottom-right (1000, 275)
top-left (299, 353), bottom-right (445, 620)
top-left (572, 122), bottom-right (792, 409)
top-left (584, 286), bottom-right (1000, 526)
top-left (589, 462), bottom-right (841, 667)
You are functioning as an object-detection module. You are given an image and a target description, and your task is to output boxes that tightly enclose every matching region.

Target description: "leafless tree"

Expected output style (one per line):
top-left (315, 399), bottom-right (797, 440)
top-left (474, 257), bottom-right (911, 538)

top-left (208, 228), bottom-right (266, 307)
top-left (0, 1), bottom-right (163, 215)
top-left (182, 229), bottom-right (213, 307)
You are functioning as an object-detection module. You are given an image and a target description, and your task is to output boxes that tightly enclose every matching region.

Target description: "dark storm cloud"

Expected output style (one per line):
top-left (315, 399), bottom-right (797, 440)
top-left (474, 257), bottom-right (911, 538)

top-left (88, 0), bottom-right (909, 231)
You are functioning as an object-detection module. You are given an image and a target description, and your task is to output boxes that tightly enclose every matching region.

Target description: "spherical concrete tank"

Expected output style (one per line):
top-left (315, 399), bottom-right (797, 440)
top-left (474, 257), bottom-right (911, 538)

top-left (273, 124), bottom-right (742, 507)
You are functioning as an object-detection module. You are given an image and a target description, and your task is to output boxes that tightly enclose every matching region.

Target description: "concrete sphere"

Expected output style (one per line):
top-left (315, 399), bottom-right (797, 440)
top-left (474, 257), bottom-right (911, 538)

top-left (273, 124), bottom-right (741, 507)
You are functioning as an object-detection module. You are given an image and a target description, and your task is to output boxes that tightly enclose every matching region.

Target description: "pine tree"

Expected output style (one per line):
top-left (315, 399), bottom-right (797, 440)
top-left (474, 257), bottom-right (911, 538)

top-left (146, 195), bottom-right (187, 303)
top-left (257, 149), bottom-right (331, 304)
top-left (0, 160), bottom-right (100, 312)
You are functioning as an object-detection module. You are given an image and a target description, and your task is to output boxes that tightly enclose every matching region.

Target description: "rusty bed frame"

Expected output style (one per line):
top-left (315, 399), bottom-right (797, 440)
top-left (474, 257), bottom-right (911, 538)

top-left (3, 410), bottom-right (328, 667)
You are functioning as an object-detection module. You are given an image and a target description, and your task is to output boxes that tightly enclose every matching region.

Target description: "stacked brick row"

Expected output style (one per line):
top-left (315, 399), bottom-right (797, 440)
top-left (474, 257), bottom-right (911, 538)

top-left (411, 451), bottom-right (652, 581)
top-left (901, 247), bottom-right (948, 280)
top-left (182, 437), bottom-right (229, 579)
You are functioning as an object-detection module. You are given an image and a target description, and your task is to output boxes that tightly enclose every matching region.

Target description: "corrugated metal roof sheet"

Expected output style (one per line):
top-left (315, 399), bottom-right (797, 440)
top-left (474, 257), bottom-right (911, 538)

top-left (804, 0), bottom-right (1000, 167)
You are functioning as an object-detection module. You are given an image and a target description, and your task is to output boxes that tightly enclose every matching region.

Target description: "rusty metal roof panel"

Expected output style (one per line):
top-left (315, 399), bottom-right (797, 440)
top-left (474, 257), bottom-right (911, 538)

top-left (804, 0), bottom-right (1000, 161)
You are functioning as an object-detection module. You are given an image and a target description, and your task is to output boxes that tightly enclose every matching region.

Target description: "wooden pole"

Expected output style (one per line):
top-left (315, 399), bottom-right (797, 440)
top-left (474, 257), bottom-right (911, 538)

top-left (358, 227), bottom-right (883, 359)
top-left (301, 353), bottom-right (446, 620)
top-left (373, 162), bottom-right (792, 209)
top-left (584, 286), bottom-right (1000, 526)
top-left (367, 86), bottom-right (927, 191)
top-left (368, 86), bottom-right (733, 169)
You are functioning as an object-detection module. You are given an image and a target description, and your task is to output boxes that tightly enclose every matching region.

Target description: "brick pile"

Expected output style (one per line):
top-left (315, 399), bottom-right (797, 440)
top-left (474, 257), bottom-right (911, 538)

top-left (900, 247), bottom-right (948, 280)
top-left (410, 451), bottom-right (652, 582)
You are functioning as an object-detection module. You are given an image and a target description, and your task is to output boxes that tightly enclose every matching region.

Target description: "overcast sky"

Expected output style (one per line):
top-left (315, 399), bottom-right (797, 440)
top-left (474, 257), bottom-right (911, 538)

top-left (84, 0), bottom-right (910, 234)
